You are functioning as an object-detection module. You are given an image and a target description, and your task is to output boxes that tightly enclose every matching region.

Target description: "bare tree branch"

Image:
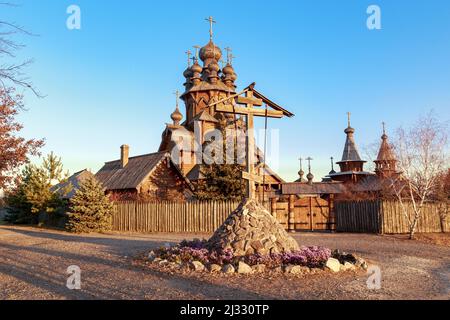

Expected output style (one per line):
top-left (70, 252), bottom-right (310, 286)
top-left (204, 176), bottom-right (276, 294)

top-left (390, 111), bottom-right (449, 239)
top-left (0, 2), bottom-right (42, 97)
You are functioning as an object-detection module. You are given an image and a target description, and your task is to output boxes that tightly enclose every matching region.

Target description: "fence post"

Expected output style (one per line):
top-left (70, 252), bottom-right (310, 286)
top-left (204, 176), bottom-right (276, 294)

top-left (288, 195), bottom-right (295, 233)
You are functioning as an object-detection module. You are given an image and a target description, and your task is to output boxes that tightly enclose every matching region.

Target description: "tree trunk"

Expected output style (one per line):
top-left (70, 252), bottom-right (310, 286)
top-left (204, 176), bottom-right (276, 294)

top-left (409, 216), bottom-right (419, 239)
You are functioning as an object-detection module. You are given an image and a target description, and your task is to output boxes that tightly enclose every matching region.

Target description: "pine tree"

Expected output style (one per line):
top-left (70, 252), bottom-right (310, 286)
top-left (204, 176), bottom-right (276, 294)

top-left (66, 176), bottom-right (113, 233)
top-left (195, 125), bottom-right (246, 201)
top-left (6, 164), bottom-right (57, 223)
top-left (43, 152), bottom-right (67, 184)
top-left (5, 152), bottom-right (69, 224)
top-left (195, 163), bottom-right (246, 201)
top-left (4, 174), bottom-right (34, 224)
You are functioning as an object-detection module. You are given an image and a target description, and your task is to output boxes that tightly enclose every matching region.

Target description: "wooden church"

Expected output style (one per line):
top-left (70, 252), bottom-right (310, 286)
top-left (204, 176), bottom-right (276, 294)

top-left (97, 18), bottom-right (291, 200)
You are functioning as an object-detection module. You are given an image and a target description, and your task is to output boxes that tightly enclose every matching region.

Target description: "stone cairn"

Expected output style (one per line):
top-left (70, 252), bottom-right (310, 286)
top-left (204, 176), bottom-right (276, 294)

top-left (207, 199), bottom-right (299, 256)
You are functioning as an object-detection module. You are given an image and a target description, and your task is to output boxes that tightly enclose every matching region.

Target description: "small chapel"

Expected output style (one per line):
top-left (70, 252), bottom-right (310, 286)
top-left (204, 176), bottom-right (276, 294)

top-left (267, 115), bottom-right (401, 232)
top-left (325, 113), bottom-right (374, 184)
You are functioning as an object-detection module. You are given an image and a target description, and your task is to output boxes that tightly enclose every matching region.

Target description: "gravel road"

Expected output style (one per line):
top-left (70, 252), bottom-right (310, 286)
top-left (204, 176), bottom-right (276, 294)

top-left (0, 225), bottom-right (448, 300)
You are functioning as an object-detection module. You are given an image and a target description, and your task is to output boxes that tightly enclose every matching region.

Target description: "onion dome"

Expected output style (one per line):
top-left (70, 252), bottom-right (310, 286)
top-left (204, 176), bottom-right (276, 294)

top-left (183, 66), bottom-right (193, 79)
top-left (222, 63), bottom-right (237, 87)
top-left (200, 41), bottom-right (222, 66)
top-left (171, 107), bottom-right (183, 126)
top-left (208, 61), bottom-right (220, 73)
top-left (344, 125), bottom-right (355, 135)
top-left (190, 60), bottom-right (203, 85)
top-left (191, 60), bottom-right (202, 74)
top-left (298, 169), bottom-right (305, 181)
top-left (171, 91), bottom-right (183, 126)
top-left (207, 61), bottom-right (220, 84)
top-left (307, 172), bottom-right (314, 184)
top-left (222, 63), bottom-right (234, 76)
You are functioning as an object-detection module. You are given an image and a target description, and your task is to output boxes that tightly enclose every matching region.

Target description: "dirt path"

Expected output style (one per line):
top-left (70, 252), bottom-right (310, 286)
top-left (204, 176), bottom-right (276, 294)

top-left (0, 225), bottom-right (448, 300)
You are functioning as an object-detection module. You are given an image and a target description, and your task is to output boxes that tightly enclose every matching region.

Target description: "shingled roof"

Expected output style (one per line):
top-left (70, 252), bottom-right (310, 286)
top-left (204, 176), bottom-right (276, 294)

top-left (51, 169), bottom-right (95, 199)
top-left (339, 125), bottom-right (364, 163)
top-left (282, 182), bottom-right (346, 195)
top-left (96, 152), bottom-right (187, 191)
top-left (376, 134), bottom-right (396, 162)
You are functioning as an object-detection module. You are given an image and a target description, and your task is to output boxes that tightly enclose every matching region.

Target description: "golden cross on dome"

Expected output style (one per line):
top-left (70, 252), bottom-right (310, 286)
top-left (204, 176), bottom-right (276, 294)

top-left (298, 157), bottom-right (304, 171)
top-left (205, 16), bottom-right (216, 41)
top-left (229, 54), bottom-right (236, 65)
top-left (173, 90), bottom-right (180, 108)
top-left (306, 157), bottom-right (313, 173)
top-left (185, 50), bottom-right (192, 67)
top-left (224, 47), bottom-right (232, 63)
top-left (193, 45), bottom-right (201, 61)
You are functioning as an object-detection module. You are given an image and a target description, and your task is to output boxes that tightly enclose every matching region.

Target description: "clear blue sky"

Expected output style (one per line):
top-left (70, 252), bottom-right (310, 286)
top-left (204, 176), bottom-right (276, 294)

top-left (4, 0), bottom-right (450, 181)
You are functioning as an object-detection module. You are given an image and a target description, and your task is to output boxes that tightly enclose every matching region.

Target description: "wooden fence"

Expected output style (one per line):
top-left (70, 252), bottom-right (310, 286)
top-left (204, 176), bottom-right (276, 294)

top-left (112, 201), bottom-right (240, 233)
top-left (336, 200), bottom-right (449, 234)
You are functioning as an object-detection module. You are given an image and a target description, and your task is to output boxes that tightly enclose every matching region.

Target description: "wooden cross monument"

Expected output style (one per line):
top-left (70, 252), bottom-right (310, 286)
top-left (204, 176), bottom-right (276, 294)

top-left (210, 83), bottom-right (291, 200)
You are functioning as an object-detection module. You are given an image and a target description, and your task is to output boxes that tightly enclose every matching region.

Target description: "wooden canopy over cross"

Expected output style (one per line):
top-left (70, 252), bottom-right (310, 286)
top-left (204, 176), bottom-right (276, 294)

top-left (209, 83), bottom-right (294, 200)
top-left (193, 45), bottom-right (201, 60)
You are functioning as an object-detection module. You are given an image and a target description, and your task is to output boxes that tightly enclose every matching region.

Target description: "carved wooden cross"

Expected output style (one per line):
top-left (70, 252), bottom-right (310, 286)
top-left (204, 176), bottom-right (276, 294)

top-left (224, 47), bottom-right (232, 63)
top-left (173, 90), bottom-right (180, 107)
top-left (185, 50), bottom-right (192, 67)
top-left (205, 16), bottom-right (216, 41)
top-left (213, 85), bottom-right (286, 199)
top-left (298, 157), bottom-right (304, 171)
top-left (229, 54), bottom-right (236, 65)
top-left (306, 157), bottom-right (313, 173)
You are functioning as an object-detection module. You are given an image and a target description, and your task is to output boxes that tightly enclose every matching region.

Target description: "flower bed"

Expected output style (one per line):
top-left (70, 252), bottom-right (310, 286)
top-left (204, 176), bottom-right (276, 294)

top-left (146, 238), bottom-right (367, 275)
top-left (154, 238), bottom-right (331, 268)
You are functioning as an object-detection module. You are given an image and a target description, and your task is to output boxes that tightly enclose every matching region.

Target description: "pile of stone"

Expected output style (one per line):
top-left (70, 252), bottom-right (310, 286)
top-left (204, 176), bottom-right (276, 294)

top-left (147, 253), bottom-right (367, 276)
top-left (326, 250), bottom-right (368, 273)
top-left (144, 199), bottom-right (368, 276)
top-left (207, 199), bottom-right (299, 256)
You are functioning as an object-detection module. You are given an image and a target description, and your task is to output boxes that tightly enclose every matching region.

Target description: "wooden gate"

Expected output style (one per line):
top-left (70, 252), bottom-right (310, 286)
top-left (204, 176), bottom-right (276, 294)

top-left (292, 197), bottom-right (334, 231)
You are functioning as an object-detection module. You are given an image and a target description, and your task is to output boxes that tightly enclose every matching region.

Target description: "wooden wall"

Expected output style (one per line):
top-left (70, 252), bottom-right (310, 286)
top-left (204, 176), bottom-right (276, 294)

top-left (335, 200), bottom-right (382, 233)
top-left (336, 200), bottom-right (449, 234)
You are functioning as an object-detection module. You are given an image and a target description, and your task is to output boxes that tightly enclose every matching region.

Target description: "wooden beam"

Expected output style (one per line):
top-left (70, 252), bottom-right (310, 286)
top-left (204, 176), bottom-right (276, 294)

top-left (215, 105), bottom-right (284, 118)
top-left (242, 171), bottom-right (264, 184)
top-left (237, 96), bottom-right (263, 106)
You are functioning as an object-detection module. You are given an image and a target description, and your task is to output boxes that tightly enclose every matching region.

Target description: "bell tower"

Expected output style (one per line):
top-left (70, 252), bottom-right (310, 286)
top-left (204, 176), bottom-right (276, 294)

top-left (374, 122), bottom-right (398, 178)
